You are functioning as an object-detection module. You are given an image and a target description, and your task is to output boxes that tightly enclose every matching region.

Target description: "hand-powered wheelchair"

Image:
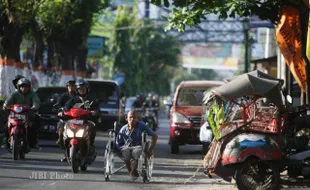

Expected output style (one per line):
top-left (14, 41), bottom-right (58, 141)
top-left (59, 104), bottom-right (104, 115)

top-left (103, 122), bottom-right (154, 182)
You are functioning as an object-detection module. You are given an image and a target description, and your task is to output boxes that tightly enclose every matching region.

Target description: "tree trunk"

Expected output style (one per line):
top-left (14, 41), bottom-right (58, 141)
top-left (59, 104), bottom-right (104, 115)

top-left (0, 21), bottom-right (24, 98)
top-left (46, 38), bottom-right (61, 86)
top-left (75, 46), bottom-right (88, 78)
top-left (59, 42), bottom-right (75, 86)
top-left (32, 27), bottom-right (46, 86)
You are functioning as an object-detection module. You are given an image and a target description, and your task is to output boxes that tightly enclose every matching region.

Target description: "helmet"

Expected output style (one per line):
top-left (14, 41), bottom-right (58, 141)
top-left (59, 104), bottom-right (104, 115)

top-left (136, 94), bottom-right (143, 101)
top-left (17, 78), bottom-right (31, 88)
top-left (13, 75), bottom-right (25, 89)
top-left (66, 80), bottom-right (75, 86)
top-left (75, 79), bottom-right (90, 93)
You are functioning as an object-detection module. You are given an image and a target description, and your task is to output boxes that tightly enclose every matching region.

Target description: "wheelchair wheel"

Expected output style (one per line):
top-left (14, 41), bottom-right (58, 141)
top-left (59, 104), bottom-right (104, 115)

top-left (104, 141), bottom-right (115, 181)
top-left (141, 141), bottom-right (153, 183)
top-left (142, 154), bottom-right (153, 183)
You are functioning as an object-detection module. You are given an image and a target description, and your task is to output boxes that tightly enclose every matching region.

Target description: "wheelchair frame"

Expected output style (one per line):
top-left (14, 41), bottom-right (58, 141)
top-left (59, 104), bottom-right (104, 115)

top-left (103, 122), bottom-right (154, 183)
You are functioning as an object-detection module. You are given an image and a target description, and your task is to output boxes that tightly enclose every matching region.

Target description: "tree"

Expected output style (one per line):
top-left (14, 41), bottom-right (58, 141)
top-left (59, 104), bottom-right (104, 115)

top-left (152, 0), bottom-right (310, 103)
top-left (105, 6), bottom-right (180, 96)
top-left (35, 0), bottom-right (107, 84)
top-left (150, 0), bottom-right (305, 32)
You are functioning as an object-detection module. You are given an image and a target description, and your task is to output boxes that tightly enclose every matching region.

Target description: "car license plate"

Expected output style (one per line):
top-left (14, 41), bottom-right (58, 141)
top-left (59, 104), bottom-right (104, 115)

top-left (43, 125), bottom-right (57, 132)
top-left (49, 125), bottom-right (56, 132)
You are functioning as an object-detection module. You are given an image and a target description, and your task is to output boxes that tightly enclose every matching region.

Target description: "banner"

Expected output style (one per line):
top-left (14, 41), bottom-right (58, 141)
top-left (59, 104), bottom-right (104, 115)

top-left (307, 0), bottom-right (310, 62)
top-left (276, 6), bottom-right (307, 92)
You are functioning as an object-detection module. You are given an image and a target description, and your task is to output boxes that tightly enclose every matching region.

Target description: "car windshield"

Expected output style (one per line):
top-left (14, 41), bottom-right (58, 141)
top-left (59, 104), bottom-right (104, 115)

top-left (125, 97), bottom-right (136, 111)
top-left (177, 87), bottom-right (208, 106)
top-left (36, 88), bottom-right (67, 104)
top-left (88, 81), bottom-right (119, 109)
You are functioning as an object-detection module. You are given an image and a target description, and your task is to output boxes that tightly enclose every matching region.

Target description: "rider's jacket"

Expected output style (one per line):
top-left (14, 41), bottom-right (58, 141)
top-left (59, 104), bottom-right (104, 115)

top-left (143, 100), bottom-right (158, 108)
top-left (3, 90), bottom-right (40, 110)
top-left (63, 95), bottom-right (99, 122)
top-left (56, 92), bottom-right (76, 107)
top-left (64, 95), bottom-right (97, 112)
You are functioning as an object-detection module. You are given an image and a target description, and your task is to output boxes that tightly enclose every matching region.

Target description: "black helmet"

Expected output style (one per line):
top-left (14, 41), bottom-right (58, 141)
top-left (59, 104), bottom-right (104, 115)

top-left (75, 79), bottom-right (90, 93)
top-left (66, 80), bottom-right (75, 86)
top-left (13, 75), bottom-right (25, 89)
top-left (17, 78), bottom-right (31, 88)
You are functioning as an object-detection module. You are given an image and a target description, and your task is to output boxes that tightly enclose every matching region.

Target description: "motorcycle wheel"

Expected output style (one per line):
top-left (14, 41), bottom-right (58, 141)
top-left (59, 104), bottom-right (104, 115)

top-left (70, 145), bottom-right (79, 173)
top-left (235, 158), bottom-right (280, 190)
top-left (11, 135), bottom-right (19, 160)
top-left (80, 164), bottom-right (87, 172)
top-left (19, 150), bottom-right (25, 159)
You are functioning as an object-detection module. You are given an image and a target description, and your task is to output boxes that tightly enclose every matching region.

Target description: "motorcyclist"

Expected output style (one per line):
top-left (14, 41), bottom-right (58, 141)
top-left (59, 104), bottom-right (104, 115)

top-left (142, 93), bottom-right (159, 127)
top-left (62, 79), bottom-right (98, 151)
top-left (13, 75), bottom-right (25, 90)
top-left (1, 78), bottom-right (40, 149)
top-left (143, 93), bottom-right (158, 108)
top-left (132, 94), bottom-right (144, 120)
top-left (55, 80), bottom-right (76, 146)
top-left (132, 94), bottom-right (144, 109)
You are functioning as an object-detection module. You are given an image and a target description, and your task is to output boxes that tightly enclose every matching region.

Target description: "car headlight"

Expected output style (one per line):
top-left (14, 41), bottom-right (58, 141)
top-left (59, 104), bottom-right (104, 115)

top-left (75, 129), bottom-right (84, 137)
top-left (172, 112), bottom-right (191, 124)
top-left (67, 129), bottom-right (74, 138)
top-left (14, 106), bottom-right (23, 113)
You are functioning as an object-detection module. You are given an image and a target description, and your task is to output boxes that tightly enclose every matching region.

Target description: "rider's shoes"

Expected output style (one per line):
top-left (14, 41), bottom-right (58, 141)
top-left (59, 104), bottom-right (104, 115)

top-left (61, 157), bottom-right (67, 162)
top-left (56, 138), bottom-right (61, 145)
top-left (1, 138), bottom-right (9, 149)
top-left (130, 170), bottom-right (139, 180)
top-left (56, 139), bottom-right (65, 149)
top-left (1, 143), bottom-right (9, 149)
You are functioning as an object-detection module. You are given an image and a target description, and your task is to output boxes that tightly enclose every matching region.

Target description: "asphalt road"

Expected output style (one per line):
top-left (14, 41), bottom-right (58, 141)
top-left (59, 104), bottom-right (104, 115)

top-left (1, 110), bottom-right (308, 190)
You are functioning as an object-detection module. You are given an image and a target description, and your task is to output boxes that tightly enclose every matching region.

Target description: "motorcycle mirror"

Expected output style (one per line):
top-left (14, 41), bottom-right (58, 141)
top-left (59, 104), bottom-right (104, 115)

top-left (286, 95), bottom-right (292, 104)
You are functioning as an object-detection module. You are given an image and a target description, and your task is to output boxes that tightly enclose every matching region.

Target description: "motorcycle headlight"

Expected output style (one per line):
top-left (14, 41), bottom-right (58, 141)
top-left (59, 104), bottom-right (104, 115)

top-left (14, 106), bottom-right (23, 113)
top-left (67, 128), bottom-right (74, 138)
top-left (75, 129), bottom-right (84, 137)
top-left (172, 112), bottom-right (191, 124)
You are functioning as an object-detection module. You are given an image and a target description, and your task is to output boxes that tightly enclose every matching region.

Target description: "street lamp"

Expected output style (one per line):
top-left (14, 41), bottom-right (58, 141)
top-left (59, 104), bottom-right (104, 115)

top-left (242, 18), bottom-right (250, 73)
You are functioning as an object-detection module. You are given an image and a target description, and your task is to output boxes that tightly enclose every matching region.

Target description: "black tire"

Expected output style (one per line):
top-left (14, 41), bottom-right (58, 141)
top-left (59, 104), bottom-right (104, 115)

top-left (235, 158), bottom-right (280, 190)
top-left (142, 152), bottom-right (153, 183)
top-left (104, 141), bottom-right (112, 181)
top-left (19, 150), bottom-right (25, 159)
top-left (170, 140), bottom-right (179, 154)
top-left (80, 164), bottom-right (87, 172)
top-left (70, 145), bottom-right (79, 173)
top-left (12, 136), bottom-right (19, 160)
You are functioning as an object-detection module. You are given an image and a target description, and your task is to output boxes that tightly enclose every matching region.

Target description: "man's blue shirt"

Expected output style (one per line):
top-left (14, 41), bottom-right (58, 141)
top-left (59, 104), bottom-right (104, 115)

top-left (116, 121), bottom-right (156, 150)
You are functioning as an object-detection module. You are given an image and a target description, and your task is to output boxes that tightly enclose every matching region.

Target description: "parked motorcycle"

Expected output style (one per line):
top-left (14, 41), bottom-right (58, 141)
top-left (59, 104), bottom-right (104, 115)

top-left (6, 104), bottom-right (32, 160)
top-left (62, 106), bottom-right (97, 173)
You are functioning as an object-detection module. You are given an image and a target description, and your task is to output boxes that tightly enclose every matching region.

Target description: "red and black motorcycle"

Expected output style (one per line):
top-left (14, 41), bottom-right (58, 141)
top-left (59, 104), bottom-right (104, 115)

top-left (62, 107), bottom-right (97, 173)
top-left (6, 104), bottom-right (32, 160)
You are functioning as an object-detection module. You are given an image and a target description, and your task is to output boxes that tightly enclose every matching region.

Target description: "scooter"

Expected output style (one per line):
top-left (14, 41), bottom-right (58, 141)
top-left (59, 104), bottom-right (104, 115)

top-left (6, 104), bottom-right (32, 160)
top-left (62, 107), bottom-right (97, 173)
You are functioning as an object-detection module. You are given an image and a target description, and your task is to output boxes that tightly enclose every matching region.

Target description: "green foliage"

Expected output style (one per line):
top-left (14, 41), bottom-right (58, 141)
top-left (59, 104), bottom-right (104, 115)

top-left (104, 6), bottom-right (180, 96)
top-left (155, 0), bottom-right (305, 32)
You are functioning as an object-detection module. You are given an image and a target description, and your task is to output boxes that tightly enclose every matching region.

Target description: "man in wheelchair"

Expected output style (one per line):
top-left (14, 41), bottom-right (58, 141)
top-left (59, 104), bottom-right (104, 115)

top-left (116, 110), bottom-right (158, 180)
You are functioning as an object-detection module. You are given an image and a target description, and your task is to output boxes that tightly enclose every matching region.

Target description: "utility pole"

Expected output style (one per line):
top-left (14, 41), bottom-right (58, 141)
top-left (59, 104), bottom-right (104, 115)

top-left (243, 18), bottom-right (250, 73)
